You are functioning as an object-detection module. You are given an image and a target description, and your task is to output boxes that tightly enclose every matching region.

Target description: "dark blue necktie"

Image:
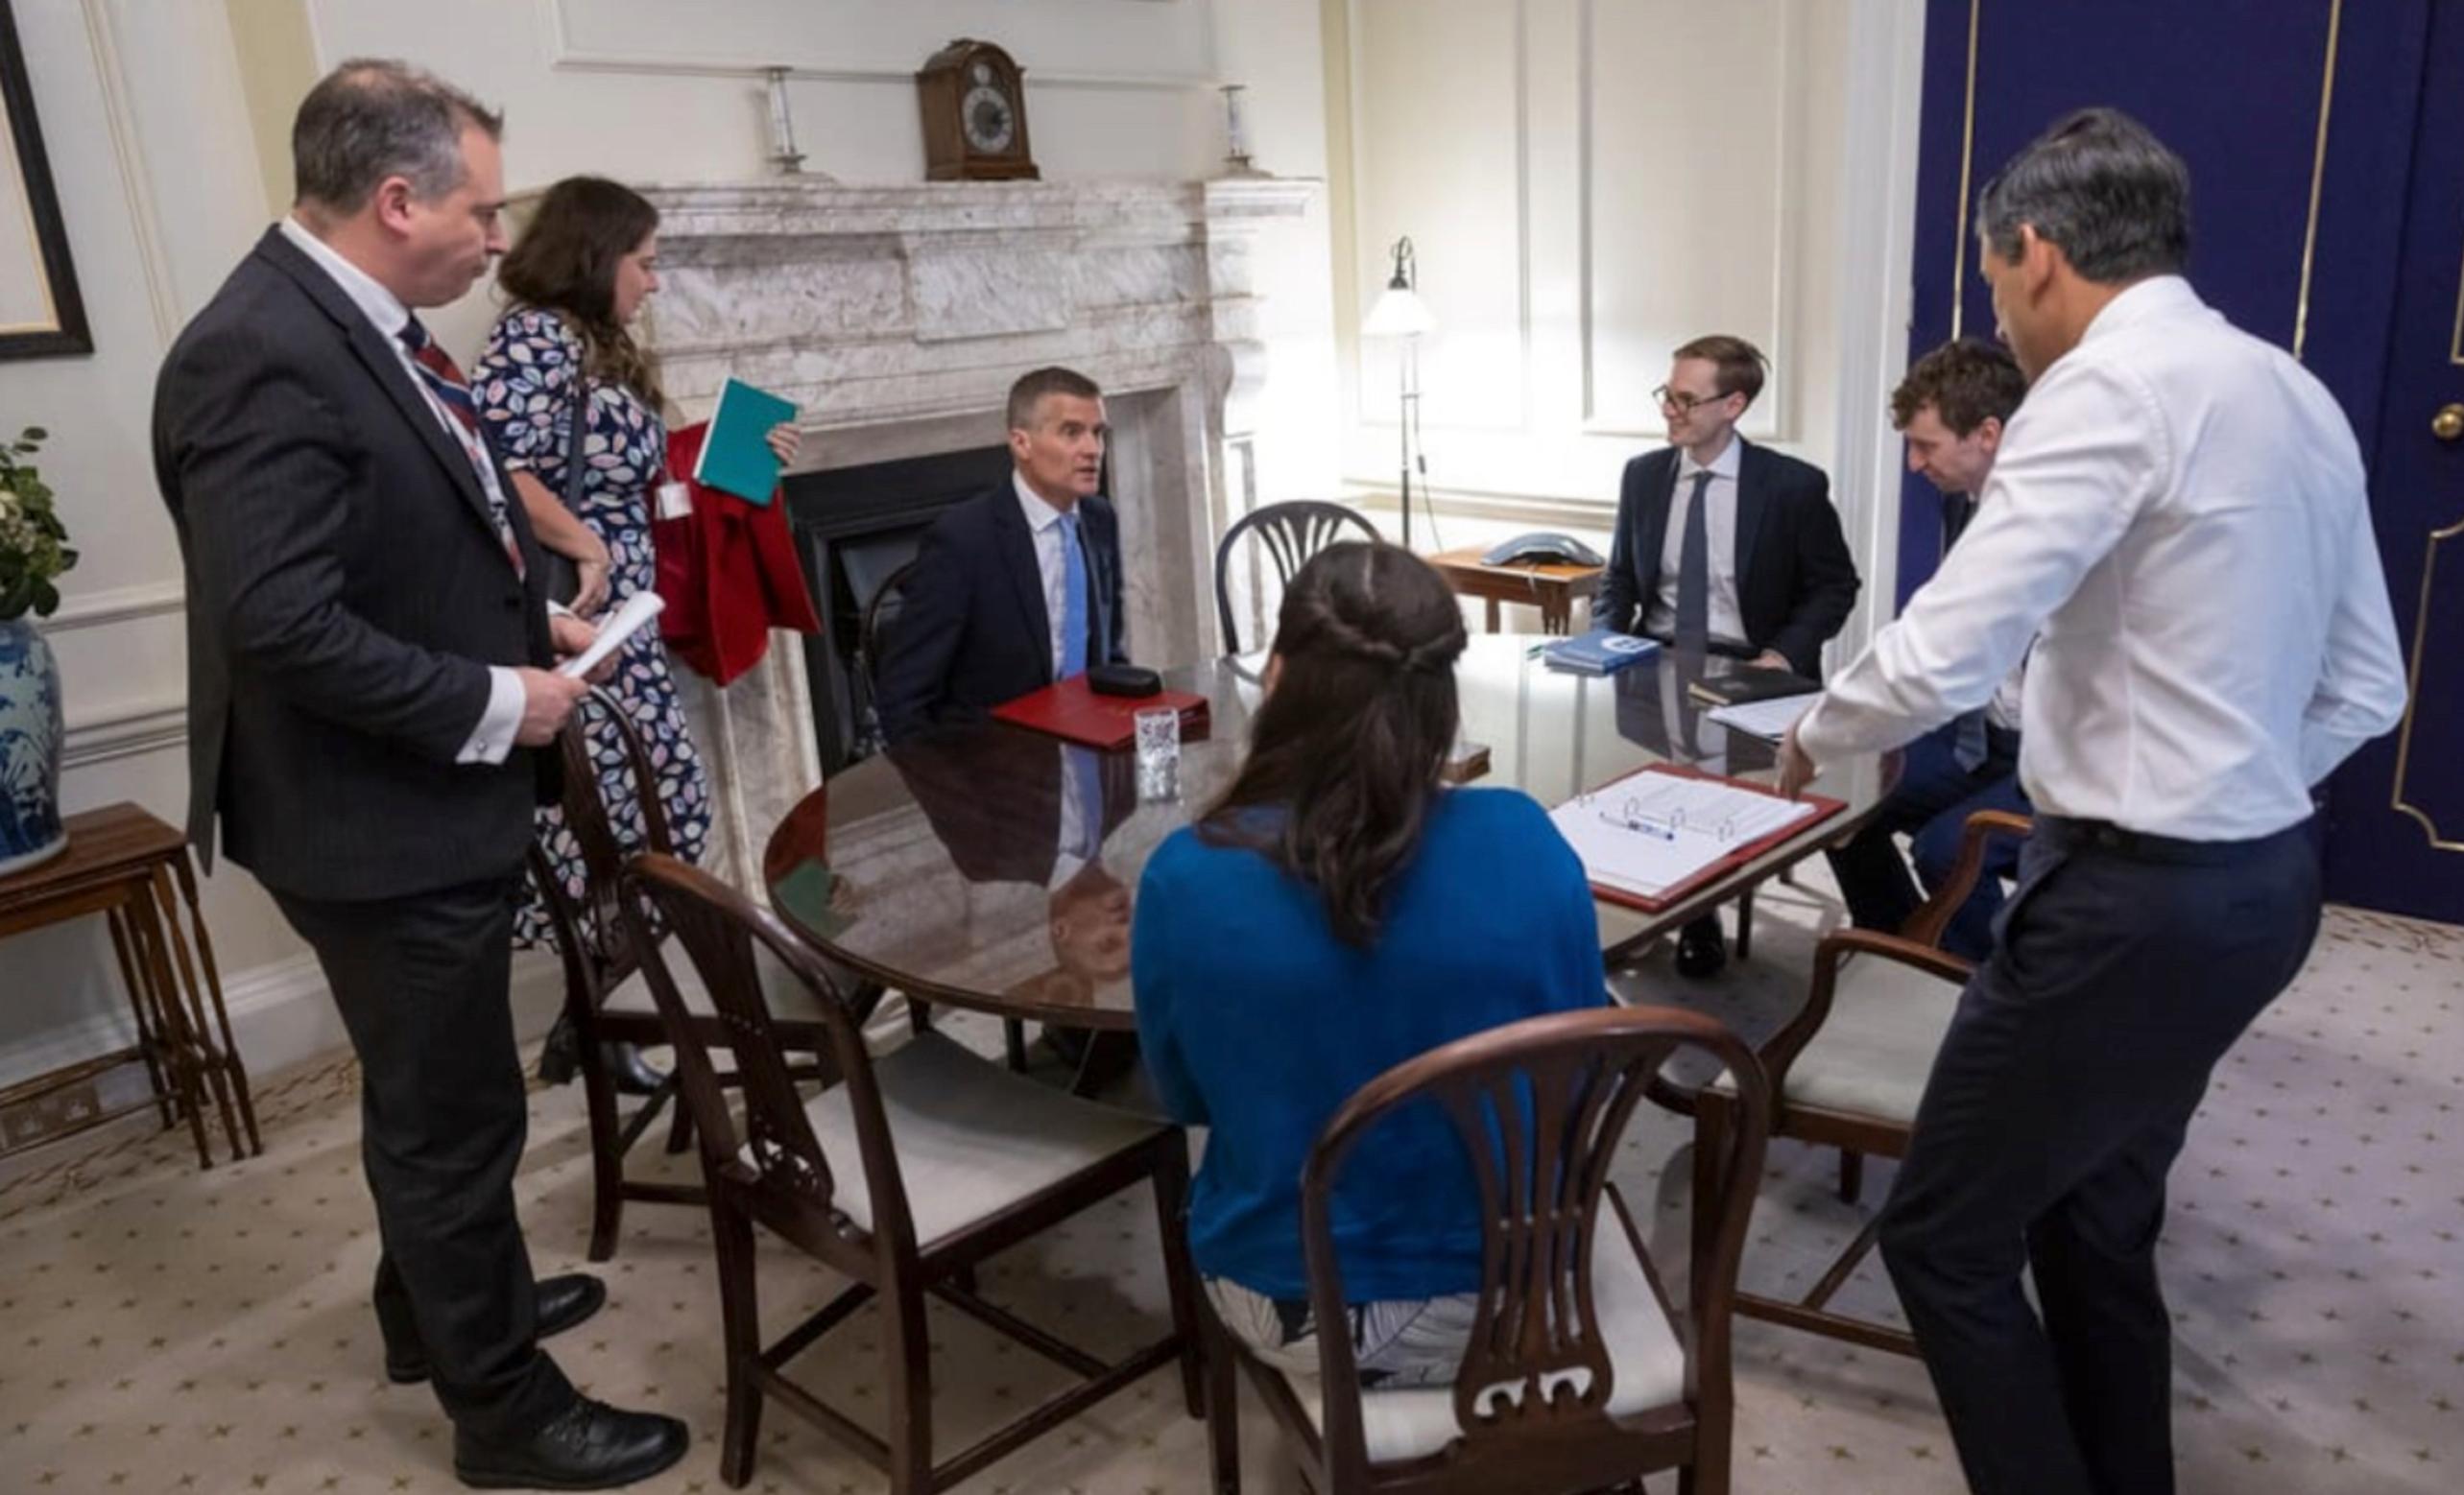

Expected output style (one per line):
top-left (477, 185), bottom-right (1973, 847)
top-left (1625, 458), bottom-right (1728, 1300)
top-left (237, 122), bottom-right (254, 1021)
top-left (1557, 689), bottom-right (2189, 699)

top-left (1059, 511), bottom-right (1089, 678)
top-left (1674, 469), bottom-right (1712, 652)
top-left (1942, 489), bottom-right (1990, 771)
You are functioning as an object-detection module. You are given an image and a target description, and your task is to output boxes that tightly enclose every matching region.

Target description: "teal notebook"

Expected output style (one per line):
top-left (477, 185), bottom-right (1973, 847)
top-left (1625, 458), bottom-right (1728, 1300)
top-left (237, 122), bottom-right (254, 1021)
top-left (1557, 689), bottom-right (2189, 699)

top-left (691, 378), bottom-right (799, 506)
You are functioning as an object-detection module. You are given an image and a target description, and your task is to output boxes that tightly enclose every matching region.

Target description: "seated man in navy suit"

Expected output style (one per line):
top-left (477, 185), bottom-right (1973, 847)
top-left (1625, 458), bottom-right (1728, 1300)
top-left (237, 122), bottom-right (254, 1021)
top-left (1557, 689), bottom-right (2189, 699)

top-left (877, 366), bottom-right (1130, 742)
top-left (1826, 339), bottom-right (2033, 961)
top-left (1597, 334), bottom-right (1859, 975)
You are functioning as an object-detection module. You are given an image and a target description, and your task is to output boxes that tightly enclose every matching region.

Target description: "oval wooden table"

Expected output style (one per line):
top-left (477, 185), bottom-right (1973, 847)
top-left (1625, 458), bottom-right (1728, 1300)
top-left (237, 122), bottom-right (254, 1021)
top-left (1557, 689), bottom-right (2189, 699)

top-left (764, 635), bottom-right (1889, 1032)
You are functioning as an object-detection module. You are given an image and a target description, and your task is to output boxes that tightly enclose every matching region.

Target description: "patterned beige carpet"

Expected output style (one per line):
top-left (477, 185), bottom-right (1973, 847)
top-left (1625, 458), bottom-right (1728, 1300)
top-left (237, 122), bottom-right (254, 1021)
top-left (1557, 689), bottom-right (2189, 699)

top-left (1, 872), bottom-right (2457, 1494)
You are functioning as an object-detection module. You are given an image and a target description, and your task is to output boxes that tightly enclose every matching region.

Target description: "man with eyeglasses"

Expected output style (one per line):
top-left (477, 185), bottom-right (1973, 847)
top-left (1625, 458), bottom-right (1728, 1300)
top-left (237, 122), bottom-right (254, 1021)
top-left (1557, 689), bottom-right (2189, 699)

top-left (1597, 333), bottom-right (1858, 975)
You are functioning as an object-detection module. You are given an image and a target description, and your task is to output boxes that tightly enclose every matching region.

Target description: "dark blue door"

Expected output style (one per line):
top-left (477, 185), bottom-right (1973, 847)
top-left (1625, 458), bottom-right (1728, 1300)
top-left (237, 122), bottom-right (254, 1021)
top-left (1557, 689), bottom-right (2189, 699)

top-left (2319, 3), bottom-right (2464, 921)
top-left (1904, 0), bottom-right (2463, 921)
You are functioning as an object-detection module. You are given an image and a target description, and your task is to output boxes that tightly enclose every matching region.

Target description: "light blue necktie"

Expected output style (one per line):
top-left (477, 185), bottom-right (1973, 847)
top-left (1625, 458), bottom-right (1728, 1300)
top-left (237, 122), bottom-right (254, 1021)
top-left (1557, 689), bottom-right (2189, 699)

top-left (1065, 746), bottom-right (1105, 858)
top-left (1059, 510), bottom-right (1089, 678)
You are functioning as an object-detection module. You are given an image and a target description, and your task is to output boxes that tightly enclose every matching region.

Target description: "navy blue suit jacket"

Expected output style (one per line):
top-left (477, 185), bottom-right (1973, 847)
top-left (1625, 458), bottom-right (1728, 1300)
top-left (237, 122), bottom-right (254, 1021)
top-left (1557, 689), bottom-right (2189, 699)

top-left (1593, 439), bottom-right (1859, 677)
top-left (876, 484), bottom-right (1129, 742)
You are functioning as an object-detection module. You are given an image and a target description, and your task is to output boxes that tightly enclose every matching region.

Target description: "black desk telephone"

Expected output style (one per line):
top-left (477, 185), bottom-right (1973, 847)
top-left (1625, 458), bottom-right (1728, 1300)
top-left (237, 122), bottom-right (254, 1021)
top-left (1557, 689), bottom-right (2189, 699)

top-left (1480, 531), bottom-right (1607, 567)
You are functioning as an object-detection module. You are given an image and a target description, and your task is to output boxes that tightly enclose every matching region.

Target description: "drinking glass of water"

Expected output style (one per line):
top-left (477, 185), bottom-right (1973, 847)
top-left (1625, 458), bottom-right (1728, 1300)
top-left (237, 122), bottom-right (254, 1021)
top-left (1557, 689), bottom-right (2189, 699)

top-left (1135, 705), bottom-right (1181, 801)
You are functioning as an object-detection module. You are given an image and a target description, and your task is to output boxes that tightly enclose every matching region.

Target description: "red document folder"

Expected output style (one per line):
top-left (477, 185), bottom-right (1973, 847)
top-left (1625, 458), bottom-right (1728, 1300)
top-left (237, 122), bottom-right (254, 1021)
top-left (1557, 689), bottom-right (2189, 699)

top-left (991, 676), bottom-right (1212, 750)
top-left (1560, 761), bottom-right (1846, 914)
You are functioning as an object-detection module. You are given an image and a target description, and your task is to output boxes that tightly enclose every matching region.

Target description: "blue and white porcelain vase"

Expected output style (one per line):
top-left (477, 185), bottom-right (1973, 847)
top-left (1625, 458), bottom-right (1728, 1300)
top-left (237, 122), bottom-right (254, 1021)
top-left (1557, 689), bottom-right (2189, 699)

top-left (0, 614), bottom-right (66, 877)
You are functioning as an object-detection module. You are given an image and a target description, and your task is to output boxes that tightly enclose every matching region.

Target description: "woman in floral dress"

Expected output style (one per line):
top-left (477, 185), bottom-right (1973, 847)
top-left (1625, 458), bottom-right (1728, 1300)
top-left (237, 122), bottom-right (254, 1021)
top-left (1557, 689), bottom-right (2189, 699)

top-left (475, 177), bottom-right (795, 1088)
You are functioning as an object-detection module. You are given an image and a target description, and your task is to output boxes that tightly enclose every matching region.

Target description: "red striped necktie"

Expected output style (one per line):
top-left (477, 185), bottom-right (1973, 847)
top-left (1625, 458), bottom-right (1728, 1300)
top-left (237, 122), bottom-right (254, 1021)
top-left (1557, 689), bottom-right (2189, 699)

top-left (395, 315), bottom-right (526, 580)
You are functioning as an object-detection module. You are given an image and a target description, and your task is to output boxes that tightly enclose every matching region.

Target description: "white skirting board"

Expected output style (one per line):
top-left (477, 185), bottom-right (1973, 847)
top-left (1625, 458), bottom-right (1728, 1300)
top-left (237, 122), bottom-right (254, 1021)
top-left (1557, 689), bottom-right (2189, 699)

top-left (0, 947), bottom-right (570, 1094)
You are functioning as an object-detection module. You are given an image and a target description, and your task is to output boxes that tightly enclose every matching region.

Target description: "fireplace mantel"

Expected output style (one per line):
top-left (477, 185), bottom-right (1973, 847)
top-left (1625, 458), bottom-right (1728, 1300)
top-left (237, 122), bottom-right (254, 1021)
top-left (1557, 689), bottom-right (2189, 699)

top-left (630, 176), bottom-right (1316, 892)
top-left (637, 177), bottom-right (1317, 433)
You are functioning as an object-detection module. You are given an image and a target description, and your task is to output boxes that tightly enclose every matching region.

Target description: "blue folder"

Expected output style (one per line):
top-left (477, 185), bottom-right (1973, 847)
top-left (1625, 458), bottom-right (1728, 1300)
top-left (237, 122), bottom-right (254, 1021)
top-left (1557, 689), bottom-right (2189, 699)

top-left (1543, 629), bottom-right (1662, 675)
top-left (690, 378), bottom-right (800, 506)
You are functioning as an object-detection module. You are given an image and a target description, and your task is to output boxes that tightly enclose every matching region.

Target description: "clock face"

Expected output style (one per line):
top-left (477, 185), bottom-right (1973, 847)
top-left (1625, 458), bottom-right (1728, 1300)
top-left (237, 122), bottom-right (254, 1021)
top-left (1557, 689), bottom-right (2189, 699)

top-left (962, 82), bottom-right (1017, 154)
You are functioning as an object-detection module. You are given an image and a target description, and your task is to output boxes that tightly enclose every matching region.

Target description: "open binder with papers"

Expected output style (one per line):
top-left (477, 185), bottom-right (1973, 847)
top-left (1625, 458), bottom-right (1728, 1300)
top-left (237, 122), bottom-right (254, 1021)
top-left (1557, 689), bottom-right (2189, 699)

top-left (1547, 762), bottom-right (1845, 912)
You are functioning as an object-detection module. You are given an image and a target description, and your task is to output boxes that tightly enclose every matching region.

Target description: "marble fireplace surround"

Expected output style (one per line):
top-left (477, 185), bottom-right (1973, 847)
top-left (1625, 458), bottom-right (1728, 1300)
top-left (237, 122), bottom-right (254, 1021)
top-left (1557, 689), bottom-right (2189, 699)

top-left (632, 178), bottom-right (1315, 890)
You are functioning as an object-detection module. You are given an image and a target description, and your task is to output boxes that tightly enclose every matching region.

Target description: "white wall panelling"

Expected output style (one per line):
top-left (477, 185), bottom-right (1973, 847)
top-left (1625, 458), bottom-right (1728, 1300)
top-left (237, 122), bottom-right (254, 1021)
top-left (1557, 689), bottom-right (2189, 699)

top-left (1333, 0), bottom-right (1897, 534)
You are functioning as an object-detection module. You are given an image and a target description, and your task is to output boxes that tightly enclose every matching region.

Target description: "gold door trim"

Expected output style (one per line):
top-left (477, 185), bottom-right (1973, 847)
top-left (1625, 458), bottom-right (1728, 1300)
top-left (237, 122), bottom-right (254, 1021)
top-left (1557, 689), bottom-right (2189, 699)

top-left (2389, 516), bottom-right (2464, 850)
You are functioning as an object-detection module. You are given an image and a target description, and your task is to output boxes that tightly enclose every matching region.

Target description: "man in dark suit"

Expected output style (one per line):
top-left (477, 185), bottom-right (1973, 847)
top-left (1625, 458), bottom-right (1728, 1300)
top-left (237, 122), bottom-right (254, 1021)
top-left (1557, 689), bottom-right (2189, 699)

top-left (1825, 339), bottom-right (2032, 961)
top-left (1597, 334), bottom-right (1859, 975)
top-left (876, 367), bottom-right (1131, 743)
top-left (152, 60), bottom-right (684, 1488)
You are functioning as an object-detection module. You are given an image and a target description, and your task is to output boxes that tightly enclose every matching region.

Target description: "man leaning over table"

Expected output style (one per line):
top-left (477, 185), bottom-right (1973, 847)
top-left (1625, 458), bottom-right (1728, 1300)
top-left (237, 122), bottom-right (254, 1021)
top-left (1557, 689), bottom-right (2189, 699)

top-left (1776, 108), bottom-right (2406, 1495)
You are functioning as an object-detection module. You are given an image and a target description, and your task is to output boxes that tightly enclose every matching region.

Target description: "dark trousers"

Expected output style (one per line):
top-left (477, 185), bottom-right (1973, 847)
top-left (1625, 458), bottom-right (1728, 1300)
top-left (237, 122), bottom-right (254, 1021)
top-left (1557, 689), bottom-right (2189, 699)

top-left (1827, 719), bottom-right (2027, 960)
top-left (275, 877), bottom-right (574, 1440)
top-left (1878, 816), bottom-right (2321, 1495)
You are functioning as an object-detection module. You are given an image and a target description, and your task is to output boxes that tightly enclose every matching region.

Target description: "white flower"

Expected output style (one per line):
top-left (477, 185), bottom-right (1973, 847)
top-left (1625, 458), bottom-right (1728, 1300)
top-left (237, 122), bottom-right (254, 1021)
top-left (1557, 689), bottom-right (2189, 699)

top-left (0, 487), bottom-right (18, 522)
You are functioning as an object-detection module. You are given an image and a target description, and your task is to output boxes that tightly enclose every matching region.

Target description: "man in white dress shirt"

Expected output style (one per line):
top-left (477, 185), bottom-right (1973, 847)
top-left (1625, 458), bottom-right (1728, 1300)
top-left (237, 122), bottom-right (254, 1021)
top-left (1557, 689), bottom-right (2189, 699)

top-left (1779, 109), bottom-right (2407, 1495)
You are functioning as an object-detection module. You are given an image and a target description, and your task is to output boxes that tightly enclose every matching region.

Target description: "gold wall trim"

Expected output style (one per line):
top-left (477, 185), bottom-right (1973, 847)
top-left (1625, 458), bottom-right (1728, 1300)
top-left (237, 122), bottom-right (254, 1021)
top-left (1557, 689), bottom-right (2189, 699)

top-left (1949, 0), bottom-right (1980, 340)
top-left (2450, 226), bottom-right (2464, 364)
top-left (2389, 517), bottom-right (2464, 851)
top-left (1950, 2), bottom-right (2339, 355)
top-left (2292, 0), bottom-right (2342, 361)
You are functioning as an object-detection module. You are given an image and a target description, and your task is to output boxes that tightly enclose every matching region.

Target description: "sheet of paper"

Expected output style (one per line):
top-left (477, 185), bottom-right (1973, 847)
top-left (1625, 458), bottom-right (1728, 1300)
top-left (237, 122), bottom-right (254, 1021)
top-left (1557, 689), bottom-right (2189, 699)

top-left (1706, 694), bottom-right (1817, 743)
top-left (1547, 768), bottom-right (1819, 899)
top-left (556, 590), bottom-right (665, 678)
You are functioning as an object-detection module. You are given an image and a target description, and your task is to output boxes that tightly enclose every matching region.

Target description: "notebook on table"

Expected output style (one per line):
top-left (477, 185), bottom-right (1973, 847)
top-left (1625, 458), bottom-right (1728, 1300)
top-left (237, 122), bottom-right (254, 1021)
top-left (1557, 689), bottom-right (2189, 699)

top-left (1547, 762), bottom-right (1845, 912)
top-left (992, 676), bottom-right (1211, 750)
top-left (1543, 629), bottom-right (1662, 675)
top-left (1686, 663), bottom-right (1821, 706)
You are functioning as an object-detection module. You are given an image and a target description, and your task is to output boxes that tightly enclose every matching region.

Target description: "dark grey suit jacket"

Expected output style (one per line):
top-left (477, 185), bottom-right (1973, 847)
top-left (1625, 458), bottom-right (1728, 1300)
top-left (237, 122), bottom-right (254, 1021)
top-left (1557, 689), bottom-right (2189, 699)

top-left (1593, 439), bottom-right (1859, 677)
top-left (152, 225), bottom-right (556, 901)
top-left (875, 484), bottom-right (1130, 743)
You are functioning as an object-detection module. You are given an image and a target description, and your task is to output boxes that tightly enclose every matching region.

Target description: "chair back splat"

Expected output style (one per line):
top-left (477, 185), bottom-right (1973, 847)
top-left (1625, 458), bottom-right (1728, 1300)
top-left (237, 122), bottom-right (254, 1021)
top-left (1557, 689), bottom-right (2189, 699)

top-left (1251, 1005), bottom-right (1772, 1495)
top-left (1213, 501), bottom-right (1380, 653)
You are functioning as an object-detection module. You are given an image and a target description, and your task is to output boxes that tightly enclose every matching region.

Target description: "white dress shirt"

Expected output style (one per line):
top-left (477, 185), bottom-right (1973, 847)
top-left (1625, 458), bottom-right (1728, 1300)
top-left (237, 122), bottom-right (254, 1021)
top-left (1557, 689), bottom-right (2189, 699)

top-left (277, 218), bottom-right (530, 766)
top-left (1641, 433), bottom-right (1747, 648)
top-left (1014, 471), bottom-right (1084, 678)
top-left (1797, 275), bottom-right (2407, 841)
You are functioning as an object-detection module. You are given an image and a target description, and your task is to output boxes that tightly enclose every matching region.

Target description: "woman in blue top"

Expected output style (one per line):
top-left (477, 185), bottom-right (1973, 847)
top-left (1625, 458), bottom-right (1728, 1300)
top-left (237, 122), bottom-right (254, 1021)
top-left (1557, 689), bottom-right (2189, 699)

top-left (1133, 542), bottom-right (1606, 1386)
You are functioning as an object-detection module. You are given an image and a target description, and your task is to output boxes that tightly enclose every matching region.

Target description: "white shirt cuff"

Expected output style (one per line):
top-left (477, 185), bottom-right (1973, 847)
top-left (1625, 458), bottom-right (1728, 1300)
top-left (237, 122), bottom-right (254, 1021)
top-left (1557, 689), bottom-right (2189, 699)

top-left (457, 666), bottom-right (527, 765)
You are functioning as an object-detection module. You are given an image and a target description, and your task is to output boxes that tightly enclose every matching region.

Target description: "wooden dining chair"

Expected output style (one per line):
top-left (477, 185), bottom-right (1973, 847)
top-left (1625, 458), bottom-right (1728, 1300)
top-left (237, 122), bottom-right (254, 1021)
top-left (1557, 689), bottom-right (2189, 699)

top-left (1205, 1005), bottom-right (1772, 1495)
top-left (622, 851), bottom-right (1206, 1493)
top-left (1690, 808), bottom-right (2031, 1356)
top-left (1213, 501), bottom-right (1381, 653)
top-left (530, 688), bottom-right (849, 1261)
top-left (850, 557), bottom-right (921, 761)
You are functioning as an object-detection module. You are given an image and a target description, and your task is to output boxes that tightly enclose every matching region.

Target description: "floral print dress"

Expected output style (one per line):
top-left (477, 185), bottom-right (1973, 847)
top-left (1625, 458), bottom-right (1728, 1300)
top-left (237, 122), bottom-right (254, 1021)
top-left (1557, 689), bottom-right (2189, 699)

top-left (475, 307), bottom-right (713, 948)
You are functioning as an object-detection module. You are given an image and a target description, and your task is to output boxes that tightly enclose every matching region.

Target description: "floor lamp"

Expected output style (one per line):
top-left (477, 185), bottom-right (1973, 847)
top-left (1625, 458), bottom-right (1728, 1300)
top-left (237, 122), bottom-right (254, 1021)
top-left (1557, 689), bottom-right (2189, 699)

top-left (1363, 237), bottom-right (1436, 550)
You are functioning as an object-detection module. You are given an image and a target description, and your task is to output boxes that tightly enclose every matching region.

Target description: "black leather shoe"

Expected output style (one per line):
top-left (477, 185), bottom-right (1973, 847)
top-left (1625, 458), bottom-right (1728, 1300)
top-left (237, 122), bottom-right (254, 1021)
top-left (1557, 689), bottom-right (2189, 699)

top-left (1674, 916), bottom-right (1728, 979)
top-left (453, 1396), bottom-right (688, 1491)
top-left (388, 1273), bottom-right (608, 1386)
top-left (602, 1041), bottom-right (668, 1098)
top-left (538, 1012), bottom-right (582, 1087)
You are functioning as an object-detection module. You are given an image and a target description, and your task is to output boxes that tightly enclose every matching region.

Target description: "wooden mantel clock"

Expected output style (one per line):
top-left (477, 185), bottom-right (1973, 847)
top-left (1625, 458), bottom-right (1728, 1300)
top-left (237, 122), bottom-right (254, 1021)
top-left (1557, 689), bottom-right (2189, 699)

top-left (918, 39), bottom-right (1041, 181)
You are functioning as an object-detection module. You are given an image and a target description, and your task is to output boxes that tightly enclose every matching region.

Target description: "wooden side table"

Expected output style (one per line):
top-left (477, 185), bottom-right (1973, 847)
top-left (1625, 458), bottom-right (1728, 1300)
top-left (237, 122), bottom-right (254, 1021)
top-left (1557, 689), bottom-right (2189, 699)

top-left (0, 803), bottom-right (260, 1168)
top-left (1424, 547), bottom-right (1605, 634)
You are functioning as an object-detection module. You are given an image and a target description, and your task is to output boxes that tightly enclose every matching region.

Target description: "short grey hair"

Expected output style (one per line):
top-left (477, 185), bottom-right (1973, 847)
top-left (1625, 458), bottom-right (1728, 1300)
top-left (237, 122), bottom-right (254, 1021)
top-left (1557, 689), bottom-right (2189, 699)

top-left (1976, 107), bottom-right (2189, 285)
top-left (292, 59), bottom-right (503, 213)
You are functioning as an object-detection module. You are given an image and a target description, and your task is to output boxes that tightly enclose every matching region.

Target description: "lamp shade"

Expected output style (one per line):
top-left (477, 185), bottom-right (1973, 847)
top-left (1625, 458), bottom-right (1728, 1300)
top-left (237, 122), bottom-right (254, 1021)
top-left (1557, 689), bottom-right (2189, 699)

top-left (1362, 284), bottom-right (1436, 339)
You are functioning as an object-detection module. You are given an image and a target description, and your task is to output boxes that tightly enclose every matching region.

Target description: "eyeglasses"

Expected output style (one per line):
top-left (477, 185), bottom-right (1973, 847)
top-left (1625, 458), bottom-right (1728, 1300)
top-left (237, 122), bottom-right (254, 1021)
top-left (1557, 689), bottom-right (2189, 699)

top-left (1653, 384), bottom-right (1735, 415)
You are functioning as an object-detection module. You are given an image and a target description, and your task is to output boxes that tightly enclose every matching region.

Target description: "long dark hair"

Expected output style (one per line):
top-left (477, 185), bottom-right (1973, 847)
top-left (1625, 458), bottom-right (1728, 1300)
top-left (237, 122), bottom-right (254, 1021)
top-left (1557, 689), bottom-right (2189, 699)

top-left (494, 176), bottom-right (663, 406)
top-left (1199, 542), bottom-right (1468, 947)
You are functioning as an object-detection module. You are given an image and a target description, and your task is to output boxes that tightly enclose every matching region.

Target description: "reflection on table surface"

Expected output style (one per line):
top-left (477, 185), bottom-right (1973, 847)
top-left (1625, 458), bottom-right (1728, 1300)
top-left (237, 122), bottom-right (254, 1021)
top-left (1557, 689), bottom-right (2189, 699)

top-left (764, 634), bottom-right (1886, 1031)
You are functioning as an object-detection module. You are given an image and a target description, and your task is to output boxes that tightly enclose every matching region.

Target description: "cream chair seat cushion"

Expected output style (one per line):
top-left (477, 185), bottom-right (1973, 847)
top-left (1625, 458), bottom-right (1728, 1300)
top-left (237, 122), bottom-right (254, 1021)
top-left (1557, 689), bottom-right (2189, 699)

top-left (1713, 953), bottom-right (1966, 1125)
top-left (1280, 1205), bottom-right (1687, 1466)
top-left (797, 1032), bottom-right (1170, 1249)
